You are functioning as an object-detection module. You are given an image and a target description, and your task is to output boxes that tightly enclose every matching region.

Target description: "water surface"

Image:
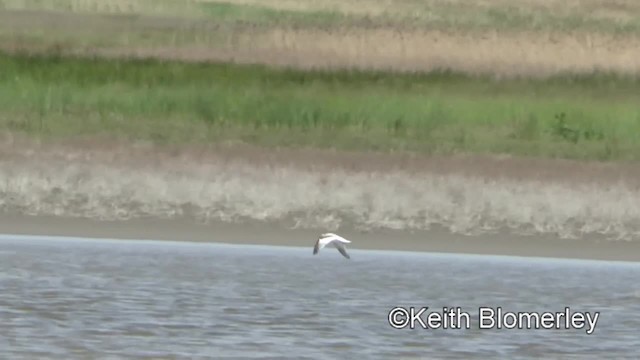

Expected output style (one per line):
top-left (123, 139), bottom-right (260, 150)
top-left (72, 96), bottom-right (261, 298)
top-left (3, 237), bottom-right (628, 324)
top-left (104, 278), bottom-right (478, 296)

top-left (1, 234), bottom-right (639, 359)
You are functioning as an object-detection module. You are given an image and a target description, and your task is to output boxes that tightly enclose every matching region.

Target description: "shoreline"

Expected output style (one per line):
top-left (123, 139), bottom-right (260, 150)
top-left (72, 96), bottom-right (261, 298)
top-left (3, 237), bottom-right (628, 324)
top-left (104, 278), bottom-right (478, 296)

top-left (2, 138), bottom-right (640, 260)
top-left (2, 214), bottom-right (639, 263)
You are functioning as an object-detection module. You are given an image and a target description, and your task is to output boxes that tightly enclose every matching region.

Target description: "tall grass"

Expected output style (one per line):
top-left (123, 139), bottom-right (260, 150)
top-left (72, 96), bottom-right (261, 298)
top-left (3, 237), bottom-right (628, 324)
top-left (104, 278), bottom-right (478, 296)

top-left (1, 51), bottom-right (640, 160)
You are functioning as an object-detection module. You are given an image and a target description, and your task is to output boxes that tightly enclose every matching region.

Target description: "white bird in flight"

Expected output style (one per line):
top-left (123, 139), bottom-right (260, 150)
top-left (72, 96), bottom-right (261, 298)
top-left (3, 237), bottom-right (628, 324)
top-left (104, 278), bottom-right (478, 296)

top-left (313, 233), bottom-right (352, 259)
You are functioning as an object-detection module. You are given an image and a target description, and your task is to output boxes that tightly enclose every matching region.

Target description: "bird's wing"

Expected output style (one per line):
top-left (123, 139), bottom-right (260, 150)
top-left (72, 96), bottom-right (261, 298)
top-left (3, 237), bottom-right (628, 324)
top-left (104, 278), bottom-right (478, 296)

top-left (321, 233), bottom-right (350, 243)
top-left (338, 238), bottom-right (351, 244)
top-left (314, 236), bottom-right (331, 254)
top-left (333, 234), bottom-right (351, 243)
top-left (332, 241), bottom-right (351, 259)
top-left (313, 238), bottom-right (320, 255)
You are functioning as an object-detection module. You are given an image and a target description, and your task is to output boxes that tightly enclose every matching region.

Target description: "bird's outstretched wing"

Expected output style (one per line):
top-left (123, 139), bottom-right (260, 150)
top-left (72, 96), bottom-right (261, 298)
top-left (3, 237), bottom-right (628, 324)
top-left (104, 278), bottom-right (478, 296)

top-left (333, 241), bottom-right (351, 259)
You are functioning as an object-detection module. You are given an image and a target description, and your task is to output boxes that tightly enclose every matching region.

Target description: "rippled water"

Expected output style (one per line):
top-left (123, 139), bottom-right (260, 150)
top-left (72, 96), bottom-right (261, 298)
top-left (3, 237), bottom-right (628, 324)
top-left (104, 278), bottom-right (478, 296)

top-left (1, 234), bottom-right (640, 359)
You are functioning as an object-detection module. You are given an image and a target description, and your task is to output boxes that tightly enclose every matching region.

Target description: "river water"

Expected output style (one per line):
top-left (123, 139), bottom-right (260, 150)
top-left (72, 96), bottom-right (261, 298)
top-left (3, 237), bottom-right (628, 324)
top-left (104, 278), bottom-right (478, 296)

top-left (1, 234), bottom-right (639, 359)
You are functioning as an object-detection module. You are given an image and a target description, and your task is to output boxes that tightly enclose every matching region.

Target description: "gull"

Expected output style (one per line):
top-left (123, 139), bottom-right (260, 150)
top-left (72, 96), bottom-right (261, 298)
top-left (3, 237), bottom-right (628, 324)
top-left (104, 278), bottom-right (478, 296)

top-left (313, 233), bottom-right (351, 259)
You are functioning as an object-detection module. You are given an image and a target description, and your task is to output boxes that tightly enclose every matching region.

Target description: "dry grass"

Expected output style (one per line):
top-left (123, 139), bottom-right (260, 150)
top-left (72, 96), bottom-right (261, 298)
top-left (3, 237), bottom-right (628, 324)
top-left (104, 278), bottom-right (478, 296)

top-left (211, 27), bottom-right (640, 78)
top-left (2, 0), bottom-right (640, 77)
top-left (4, 25), bottom-right (639, 78)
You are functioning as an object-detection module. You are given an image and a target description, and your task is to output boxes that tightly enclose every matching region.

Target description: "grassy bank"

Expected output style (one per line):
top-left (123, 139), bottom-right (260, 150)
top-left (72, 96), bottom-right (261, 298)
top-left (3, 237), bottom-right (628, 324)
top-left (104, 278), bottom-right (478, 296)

top-left (2, 51), bottom-right (639, 161)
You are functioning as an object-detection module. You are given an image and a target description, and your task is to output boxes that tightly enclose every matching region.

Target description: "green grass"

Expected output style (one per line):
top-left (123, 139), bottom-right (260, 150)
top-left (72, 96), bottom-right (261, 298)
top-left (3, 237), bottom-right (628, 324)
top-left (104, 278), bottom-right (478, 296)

top-left (2, 51), bottom-right (640, 161)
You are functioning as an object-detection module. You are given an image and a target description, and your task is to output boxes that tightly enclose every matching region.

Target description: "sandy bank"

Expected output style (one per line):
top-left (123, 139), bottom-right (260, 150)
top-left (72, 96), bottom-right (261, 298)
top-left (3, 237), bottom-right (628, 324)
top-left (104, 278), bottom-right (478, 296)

top-left (2, 214), bottom-right (639, 263)
top-left (2, 136), bottom-right (640, 262)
